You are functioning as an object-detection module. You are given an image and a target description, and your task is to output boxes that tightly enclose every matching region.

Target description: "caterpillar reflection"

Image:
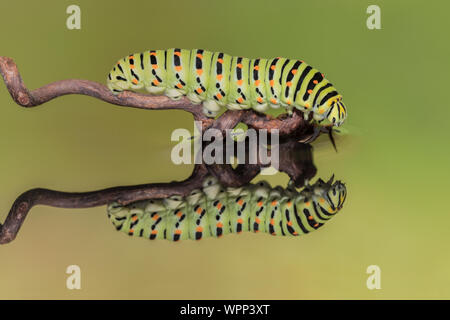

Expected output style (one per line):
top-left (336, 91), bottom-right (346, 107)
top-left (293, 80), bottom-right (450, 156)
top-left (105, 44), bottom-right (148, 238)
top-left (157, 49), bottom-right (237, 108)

top-left (107, 49), bottom-right (348, 126)
top-left (107, 176), bottom-right (346, 241)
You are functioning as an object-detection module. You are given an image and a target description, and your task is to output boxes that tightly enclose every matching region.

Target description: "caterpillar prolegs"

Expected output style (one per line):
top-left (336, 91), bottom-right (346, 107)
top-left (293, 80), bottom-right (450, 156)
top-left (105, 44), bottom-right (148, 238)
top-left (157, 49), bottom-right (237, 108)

top-left (107, 175), bottom-right (347, 241)
top-left (107, 49), bottom-right (348, 127)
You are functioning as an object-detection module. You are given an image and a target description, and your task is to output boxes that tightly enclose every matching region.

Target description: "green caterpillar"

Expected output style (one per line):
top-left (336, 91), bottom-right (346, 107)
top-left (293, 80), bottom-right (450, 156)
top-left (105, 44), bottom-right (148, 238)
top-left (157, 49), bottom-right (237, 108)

top-left (107, 175), bottom-right (346, 241)
top-left (107, 48), bottom-right (348, 126)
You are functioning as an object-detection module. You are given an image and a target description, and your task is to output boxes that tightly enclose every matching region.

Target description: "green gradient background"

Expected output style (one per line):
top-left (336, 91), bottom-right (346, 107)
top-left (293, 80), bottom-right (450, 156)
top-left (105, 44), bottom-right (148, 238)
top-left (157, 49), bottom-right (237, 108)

top-left (0, 0), bottom-right (449, 299)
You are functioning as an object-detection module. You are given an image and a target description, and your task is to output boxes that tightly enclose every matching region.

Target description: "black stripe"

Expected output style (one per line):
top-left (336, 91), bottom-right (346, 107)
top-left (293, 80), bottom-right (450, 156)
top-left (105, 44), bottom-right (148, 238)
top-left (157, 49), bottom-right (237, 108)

top-left (279, 59), bottom-right (290, 84)
top-left (295, 66), bottom-right (313, 97)
top-left (302, 72), bottom-right (323, 101)
top-left (319, 90), bottom-right (339, 107)
top-left (140, 53), bottom-right (144, 70)
top-left (131, 69), bottom-right (139, 81)
top-left (312, 83), bottom-right (332, 108)
top-left (293, 204), bottom-right (309, 234)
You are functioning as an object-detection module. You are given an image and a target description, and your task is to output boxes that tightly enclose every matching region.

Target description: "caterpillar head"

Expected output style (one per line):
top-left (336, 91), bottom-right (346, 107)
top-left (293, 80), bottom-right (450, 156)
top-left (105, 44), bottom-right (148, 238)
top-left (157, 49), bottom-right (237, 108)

top-left (315, 95), bottom-right (347, 127)
top-left (107, 61), bottom-right (130, 94)
top-left (163, 194), bottom-right (184, 210)
top-left (308, 176), bottom-right (347, 213)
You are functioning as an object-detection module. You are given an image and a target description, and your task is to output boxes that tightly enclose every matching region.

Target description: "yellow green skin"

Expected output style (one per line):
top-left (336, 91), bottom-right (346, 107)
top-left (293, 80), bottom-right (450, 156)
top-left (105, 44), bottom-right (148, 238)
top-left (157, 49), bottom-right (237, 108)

top-left (107, 176), bottom-right (347, 242)
top-left (107, 48), bottom-right (348, 126)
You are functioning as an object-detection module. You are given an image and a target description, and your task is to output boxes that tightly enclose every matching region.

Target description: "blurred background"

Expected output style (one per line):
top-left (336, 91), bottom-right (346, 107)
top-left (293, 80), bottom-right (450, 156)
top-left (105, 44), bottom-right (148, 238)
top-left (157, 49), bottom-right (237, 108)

top-left (0, 0), bottom-right (449, 299)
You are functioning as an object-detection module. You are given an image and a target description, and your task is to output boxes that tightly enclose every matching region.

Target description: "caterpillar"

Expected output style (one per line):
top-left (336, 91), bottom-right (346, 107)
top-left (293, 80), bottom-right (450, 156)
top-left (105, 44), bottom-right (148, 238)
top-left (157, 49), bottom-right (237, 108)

top-left (107, 49), bottom-right (348, 127)
top-left (107, 175), bottom-right (346, 241)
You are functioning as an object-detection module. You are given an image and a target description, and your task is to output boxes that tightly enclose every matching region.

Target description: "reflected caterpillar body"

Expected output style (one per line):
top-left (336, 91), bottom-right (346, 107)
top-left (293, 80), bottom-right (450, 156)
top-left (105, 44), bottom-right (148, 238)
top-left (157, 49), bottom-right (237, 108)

top-left (107, 48), bottom-right (348, 126)
top-left (107, 176), bottom-right (347, 241)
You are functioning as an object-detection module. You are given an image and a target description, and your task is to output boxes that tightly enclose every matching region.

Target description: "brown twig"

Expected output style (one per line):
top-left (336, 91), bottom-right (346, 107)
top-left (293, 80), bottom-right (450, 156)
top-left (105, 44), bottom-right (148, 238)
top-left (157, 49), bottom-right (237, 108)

top-left (0, 56), bottom-right (316, 136)
top-left (0, 56), bottom-right (320, 244)
top-left (0, 140), bottom-right (315, 244)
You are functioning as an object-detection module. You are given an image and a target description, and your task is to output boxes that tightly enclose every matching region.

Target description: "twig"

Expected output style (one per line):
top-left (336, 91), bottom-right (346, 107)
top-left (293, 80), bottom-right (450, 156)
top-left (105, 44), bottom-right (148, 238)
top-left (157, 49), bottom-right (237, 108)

top-left (0, 56), bottom-right (316, 136)
top-left (0, 140), bottom-right (316, 244)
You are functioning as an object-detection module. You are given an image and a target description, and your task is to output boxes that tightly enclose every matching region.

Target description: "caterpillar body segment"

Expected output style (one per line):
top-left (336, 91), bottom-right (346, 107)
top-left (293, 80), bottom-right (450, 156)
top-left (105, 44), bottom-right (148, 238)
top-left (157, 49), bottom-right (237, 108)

top-left (107, 49), bottom-right (348, 126)
top-left (107, 176), bottom-right (347, 242)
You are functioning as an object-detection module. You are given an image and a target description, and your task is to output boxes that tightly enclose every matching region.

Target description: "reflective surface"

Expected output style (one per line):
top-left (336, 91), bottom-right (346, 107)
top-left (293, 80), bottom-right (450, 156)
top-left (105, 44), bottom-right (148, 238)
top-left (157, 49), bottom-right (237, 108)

top-left (0, 0), bottom-right (449, 299)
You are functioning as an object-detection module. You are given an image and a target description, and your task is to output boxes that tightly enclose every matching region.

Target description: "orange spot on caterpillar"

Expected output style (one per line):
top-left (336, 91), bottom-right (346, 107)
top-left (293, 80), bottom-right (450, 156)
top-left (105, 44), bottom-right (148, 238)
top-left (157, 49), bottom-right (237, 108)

top-left (196, 226), bottom-right (203, 232)
top-left (175, 66), bottom-right (182, 71)
top-left (216, 203), bottom-right (222, 209)
top-left (216, 93), bottom-right (223, 99)
top-left (129, 65), bottom-right (135, 69)
top-left (129, 55), bottom-right (134, 59)
top-left (270, 219), bottom-right (275, 225)
top-left (305, 201), bottom-right (310, 206)
top-left (254, 65), bottom-right (259, 71)
top-left (254, 80), bottom-right (260, 86)
top-left (129, 229), bottom-right (134, 234)
top-left (237, 79), bottom-right (243, 86)
top-left (174, 229), bottom-right (182, 235)
top-left (286, 81), bottom-right (292, 87)
top-left (176, 83), bottom-right (183, 89)
top-left (152, 64), bottom-right (158, 69)
top-left (293, 231), bottom-right (299, 235)
top-left (237, 218), bottom-right (243, 224)
top-left (271, 200), bottom-right (278, 206)
top-left (237, 97), bottom-right (244, 103)
top-left (291, 69), bottom-right (297, 75)
top-left (308, 216), bottom-right (314, 220)
top-left (305, 103), bottom-right (311, 108)
top-left (176, 211), bottom-right (183, 217)
top-left (319, 198), bottom-right (325, 203)
top-left (257, 97), bottom-right (263, 103)
top-left (131, 216), bottom-right (138, 221)
top-left (308, 89), bottom-right (313, 94)
top-left (314, 223), bottom-right (319, 227)
top-left (255, 217), bottom-right (261, 224)
top-left (196, 207), bottom-right (203, 214)
top-left (174, 52), bottom-right (181, 56)
top-left (238, 199), bottom-right (244, 206)
top-left (286, 100), bottom-right (292, 105)
top-left (269, 80), bottom-right (274, 87)
top-left (270, 98), bottom-right (277, 104)
top-left (217, 58), bottom-right (224, 63)
top-left (237, 63), bottom-right (243, 68)
top-left (153, 79), bottom-right (160, 86)
top-left (216, 222), bottom-right (223, 228)
top-left (150, 52), bottom-right (157, 56)
top-left (196, 88), bottom-right (203, 94)
top-left (152, 214), bottom-right (159, 220)
top-left (151, 230), bottom-right (158, 234)
top-left (313, 80), bottom-right (318, 84)
top-left (287, 202), bottom-right (292, 207)
top-left (287, 221), bottom-right (293, 226)
top-left (196, 53), bottom-right (203, 58)
top-left (196, 69), bottom-right (203, 76)
top-left (257, 201), bottom-right (263, 207)
top-left (270, 65), bottom-right (276, 70)
top-left (132, 79), bottom-right (138, 84)
top-left (216, 74), bottom-right (223, 81)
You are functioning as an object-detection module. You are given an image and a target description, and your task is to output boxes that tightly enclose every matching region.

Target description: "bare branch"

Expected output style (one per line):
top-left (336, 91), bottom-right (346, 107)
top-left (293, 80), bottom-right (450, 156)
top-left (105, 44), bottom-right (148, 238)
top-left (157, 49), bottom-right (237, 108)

top-left (0, 56), bottom-right (317, 137)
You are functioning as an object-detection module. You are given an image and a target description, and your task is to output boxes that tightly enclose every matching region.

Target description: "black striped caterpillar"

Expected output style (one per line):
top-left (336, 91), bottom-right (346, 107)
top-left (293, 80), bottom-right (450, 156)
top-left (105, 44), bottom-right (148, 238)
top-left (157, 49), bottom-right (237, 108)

top-left (107, 175), bottom-right (346, 241)
top-left (107, 49), bottom-right (348, 126)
